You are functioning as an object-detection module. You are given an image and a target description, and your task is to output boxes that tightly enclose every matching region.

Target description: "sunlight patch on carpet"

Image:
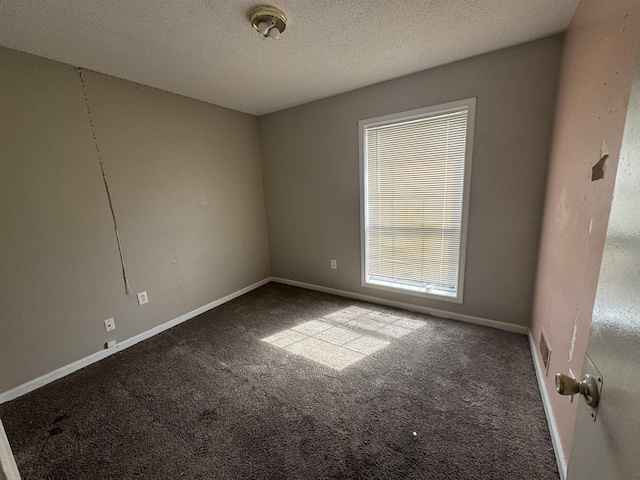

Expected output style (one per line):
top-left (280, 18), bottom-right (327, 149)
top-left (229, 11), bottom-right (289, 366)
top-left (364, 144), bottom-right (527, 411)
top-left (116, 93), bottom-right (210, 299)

top-left (262, 307), bottom-right (426, 370)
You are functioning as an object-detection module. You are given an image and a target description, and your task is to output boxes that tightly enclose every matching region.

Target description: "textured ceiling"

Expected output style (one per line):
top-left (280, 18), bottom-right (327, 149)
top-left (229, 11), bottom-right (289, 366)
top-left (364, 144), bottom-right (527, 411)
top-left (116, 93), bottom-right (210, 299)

top-left (0, 0), bottom-right (579, 115)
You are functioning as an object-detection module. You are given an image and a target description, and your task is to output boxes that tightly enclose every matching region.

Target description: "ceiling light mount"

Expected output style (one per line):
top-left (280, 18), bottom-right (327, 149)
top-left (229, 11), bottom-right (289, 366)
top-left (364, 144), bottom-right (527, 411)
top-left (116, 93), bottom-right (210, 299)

top-left (250, 5), bottom-right (287, 40)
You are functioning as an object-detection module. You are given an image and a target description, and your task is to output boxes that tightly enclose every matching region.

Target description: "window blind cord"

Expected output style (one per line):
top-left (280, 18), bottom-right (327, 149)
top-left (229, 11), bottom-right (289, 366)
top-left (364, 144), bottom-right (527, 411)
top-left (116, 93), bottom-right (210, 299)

top-left (438, 117), bottom-right (451, 285)
top-left (77, 68), bottom-right (133, 295)
top-left (376, 129), bottom-right (382, 276)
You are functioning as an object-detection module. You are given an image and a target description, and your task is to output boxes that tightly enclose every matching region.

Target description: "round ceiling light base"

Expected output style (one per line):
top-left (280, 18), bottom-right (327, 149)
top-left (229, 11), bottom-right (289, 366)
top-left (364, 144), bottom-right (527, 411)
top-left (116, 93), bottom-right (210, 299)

top-left (250, 5), bottom-right (287, 39)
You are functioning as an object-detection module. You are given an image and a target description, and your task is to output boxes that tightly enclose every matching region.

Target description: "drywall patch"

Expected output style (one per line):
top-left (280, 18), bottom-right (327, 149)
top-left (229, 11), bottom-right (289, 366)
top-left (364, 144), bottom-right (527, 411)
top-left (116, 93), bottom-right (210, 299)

top-left (78, 68), bottom-right (132, 295)
top-left (591, 139), bottom-right (610, 181)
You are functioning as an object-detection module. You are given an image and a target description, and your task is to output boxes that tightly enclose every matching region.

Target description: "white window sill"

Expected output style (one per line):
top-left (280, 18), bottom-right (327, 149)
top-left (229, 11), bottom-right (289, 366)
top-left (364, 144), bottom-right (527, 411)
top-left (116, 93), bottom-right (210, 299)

top-left (363, 278), bottom-right (462, 304)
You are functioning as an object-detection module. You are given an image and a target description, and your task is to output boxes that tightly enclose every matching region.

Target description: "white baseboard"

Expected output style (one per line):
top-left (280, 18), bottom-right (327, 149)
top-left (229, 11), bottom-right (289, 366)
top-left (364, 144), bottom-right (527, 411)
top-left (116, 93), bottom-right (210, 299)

top-left (528, 331), bottom-right (567, 480)
top-left (0, 276), bottom-right (560, 480)
top-left (271, 277), bottom-right (529, 335)
top-left (1, 275), bottom-right (526, 405)
top-left (0, 419), bottom-right (21, 479)
top-left (0, 277), bottom-right (271, 404)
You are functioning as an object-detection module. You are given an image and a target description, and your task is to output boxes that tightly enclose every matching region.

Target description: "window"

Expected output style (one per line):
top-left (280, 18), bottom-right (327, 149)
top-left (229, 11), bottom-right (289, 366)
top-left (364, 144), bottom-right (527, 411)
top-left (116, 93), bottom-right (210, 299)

top-left (359, 98), bottom-right (475, 303)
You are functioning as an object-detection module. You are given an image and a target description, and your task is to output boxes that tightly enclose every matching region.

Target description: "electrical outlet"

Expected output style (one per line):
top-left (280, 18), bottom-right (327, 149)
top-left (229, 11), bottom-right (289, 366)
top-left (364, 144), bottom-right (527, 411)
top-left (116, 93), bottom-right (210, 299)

top-left (104, 318), bottom-right (116, 332)
top-left (330, 259), bottom-right (337, 269)
top-left (137, 291), bottom-right (149, 306)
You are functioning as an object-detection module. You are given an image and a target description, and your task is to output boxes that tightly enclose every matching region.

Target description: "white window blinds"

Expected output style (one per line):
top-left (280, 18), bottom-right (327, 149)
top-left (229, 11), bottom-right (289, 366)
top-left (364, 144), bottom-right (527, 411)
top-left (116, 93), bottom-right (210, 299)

top-left (363, 104), bottom-right (471, 298)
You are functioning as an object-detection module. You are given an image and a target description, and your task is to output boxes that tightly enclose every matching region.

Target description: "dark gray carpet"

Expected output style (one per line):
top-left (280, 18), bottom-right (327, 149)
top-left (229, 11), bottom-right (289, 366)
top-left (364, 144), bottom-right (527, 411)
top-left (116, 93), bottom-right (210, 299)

top-left (0, 283), bottom-right (558, 479)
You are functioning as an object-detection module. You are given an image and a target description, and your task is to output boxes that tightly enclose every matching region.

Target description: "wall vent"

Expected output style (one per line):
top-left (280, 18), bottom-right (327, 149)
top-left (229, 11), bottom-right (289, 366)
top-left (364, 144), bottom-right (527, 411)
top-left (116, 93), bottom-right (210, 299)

top-left (539, 330), bottom-right (551, 376)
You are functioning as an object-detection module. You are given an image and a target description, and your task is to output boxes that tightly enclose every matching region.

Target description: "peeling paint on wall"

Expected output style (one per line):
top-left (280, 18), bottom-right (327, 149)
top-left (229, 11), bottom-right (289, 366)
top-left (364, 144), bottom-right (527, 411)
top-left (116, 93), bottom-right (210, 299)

top-left (591, 139), bottom-right (610, 181)
top-left (568, 317), bottom-right (578, 362)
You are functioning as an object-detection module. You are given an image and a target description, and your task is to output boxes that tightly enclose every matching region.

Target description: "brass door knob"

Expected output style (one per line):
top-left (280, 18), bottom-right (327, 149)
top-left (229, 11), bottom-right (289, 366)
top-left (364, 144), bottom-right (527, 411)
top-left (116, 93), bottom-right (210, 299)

top-left (555, 372), bottom-right (599, 407)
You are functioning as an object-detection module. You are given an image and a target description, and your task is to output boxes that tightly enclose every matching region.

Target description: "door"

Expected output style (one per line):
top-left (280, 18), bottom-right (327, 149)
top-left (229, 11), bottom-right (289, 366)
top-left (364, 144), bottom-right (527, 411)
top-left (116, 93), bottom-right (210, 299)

top-left (566, 46), bottom-right (640, 479)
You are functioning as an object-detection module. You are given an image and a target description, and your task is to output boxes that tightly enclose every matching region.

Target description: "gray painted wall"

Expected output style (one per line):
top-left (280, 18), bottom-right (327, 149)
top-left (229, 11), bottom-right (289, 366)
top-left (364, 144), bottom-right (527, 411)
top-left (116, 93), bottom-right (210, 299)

top-left (0, 34), bottom-right (563, 394)
top-left (0, 47), bottom-right (270, 393)
top-left (258, 35), bottom-right (563, 326)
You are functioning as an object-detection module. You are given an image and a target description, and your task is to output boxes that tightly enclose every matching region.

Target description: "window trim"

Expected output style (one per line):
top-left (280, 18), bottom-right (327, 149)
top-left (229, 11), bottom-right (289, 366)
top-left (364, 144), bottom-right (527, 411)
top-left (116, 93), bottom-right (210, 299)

top-left (358, 98), bottom-right (476, 304)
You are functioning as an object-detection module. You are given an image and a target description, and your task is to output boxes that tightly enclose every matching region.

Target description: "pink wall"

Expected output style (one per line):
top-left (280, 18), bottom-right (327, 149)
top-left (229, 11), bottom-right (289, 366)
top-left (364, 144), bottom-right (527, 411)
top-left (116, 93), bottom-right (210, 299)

top-left (531, 0), bottom-right (640, 467)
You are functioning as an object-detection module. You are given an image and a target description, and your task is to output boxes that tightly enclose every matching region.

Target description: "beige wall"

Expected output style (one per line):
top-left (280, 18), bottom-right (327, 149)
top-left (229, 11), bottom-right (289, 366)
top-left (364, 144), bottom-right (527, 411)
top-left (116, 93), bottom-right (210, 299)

top-left (531, 0), bottom-right (640, 467)
top-left (0, 47), bottom-right (270, 393)
top-left (258, 35), bottom-right (563, 326)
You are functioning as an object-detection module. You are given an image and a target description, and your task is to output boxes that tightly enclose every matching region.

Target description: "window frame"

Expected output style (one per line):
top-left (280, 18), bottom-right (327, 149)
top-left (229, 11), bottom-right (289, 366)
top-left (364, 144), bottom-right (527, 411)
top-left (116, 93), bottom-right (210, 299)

top-left (358, 98), bottom-right (476, 304)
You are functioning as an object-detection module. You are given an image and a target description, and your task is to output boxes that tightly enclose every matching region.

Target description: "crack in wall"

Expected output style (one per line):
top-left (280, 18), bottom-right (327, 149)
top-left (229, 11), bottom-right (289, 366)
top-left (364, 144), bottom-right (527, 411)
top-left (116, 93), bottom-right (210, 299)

top-left (77, 68), bottom-right (132, 295)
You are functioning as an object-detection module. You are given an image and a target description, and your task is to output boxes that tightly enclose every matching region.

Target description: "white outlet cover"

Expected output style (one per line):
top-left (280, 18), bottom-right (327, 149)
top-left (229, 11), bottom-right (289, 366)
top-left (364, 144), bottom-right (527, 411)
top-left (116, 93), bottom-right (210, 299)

top-left (330, 259), bottom-right (337, 269)
top-left (137, 291), bottom-right (149, 306)
top-left (104, 318), bottom-right (116, 332)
